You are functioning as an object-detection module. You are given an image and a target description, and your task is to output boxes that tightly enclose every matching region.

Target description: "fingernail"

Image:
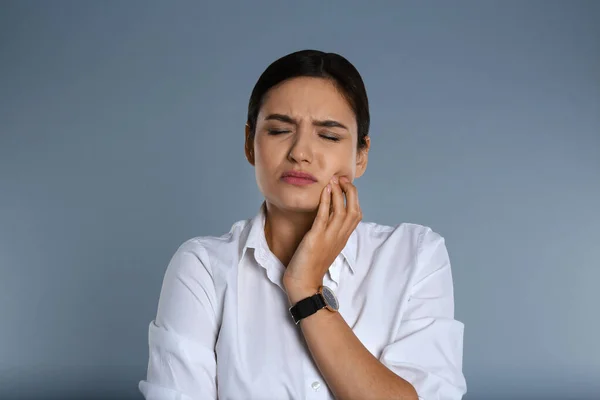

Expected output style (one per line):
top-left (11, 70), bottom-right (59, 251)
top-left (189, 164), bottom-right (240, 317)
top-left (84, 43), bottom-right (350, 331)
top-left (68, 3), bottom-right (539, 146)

top-left (326, 184), bottom-right (331, 193)
top-left (331, 176), bottom-right (338, 184)
top-left (340, 176), bottom-right (349, 183)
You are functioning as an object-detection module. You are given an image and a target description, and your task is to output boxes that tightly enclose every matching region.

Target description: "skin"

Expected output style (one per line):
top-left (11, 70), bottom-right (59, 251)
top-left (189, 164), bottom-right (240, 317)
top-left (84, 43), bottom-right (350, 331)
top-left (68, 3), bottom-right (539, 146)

top-left (245, 76), bottom-right (417, 400)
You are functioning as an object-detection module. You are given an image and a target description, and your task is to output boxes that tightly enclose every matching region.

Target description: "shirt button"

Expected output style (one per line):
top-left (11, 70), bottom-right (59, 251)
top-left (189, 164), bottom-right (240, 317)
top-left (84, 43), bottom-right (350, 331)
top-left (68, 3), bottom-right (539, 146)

top-left (311, 381), bottom-right (321, 391)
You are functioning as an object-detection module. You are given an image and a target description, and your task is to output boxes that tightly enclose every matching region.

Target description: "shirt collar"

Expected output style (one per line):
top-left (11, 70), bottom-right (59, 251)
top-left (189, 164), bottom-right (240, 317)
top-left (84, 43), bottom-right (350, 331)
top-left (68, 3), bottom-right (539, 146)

top-left (240, 201), bottom-right (358, 274)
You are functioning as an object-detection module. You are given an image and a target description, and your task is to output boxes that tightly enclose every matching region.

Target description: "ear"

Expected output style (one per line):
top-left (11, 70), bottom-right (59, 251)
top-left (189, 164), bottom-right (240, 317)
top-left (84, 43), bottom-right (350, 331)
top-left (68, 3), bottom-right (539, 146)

top-left (245, 123), bottom-right (255, 166)
top-left (354, 136), bottom-right (370, 179)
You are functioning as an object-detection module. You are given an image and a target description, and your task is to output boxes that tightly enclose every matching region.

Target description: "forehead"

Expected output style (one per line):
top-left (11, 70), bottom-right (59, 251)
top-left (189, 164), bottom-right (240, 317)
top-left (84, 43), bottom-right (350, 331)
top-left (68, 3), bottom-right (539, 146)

top-left (258, 77), bottom-right (357, 129)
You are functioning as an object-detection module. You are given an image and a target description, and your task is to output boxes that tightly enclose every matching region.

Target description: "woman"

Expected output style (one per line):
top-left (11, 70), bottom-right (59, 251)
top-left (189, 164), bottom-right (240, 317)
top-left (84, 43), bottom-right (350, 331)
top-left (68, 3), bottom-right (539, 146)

top-left (139, 50), bottom-right (467, 400)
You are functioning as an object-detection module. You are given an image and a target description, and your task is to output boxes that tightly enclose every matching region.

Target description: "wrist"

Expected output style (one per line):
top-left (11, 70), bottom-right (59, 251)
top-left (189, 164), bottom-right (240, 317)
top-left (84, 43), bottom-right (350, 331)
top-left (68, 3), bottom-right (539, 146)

top-left (284, 284), bottom-right (321, 306)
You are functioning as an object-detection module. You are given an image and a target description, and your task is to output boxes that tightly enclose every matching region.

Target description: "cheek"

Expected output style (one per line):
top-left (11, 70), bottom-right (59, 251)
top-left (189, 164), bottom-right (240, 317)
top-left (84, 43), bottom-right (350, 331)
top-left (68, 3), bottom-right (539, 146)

top-left (327, 150), bottom-right (357, 178)
top-left (253, 137), bottom-right (272, 167)
top-left (253, 140), bottom-right (282, 188)
top-left (335, 166), bottom-right (356, 181)
top-left (255, 148), bottom-right (280, 175)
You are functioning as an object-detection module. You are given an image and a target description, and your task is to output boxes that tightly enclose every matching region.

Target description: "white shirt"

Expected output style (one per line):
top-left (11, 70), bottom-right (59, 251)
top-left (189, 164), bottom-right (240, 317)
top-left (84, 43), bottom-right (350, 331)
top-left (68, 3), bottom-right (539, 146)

top-left (139, 203), bottom-right (467, 400)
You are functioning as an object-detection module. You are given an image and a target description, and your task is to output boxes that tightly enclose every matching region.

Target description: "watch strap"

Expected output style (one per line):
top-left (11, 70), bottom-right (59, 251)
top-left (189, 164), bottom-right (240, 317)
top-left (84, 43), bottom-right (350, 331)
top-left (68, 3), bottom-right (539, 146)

top-left (289, 293), bottom-right (326, 324)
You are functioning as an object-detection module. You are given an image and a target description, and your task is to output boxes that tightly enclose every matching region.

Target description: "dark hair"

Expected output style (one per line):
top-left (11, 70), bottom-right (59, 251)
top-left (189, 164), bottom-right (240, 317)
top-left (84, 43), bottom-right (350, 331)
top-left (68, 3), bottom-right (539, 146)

top-left (246, 49), bottom-right (370, 149)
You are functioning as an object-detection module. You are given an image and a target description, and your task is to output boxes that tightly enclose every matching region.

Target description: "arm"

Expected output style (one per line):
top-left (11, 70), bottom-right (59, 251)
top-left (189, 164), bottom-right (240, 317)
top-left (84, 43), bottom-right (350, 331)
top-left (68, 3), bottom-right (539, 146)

top-left (378, 229), bottom-right (467, 400)
top-left (286, 289), bottom-right (418, 400)
top-left (286, 228), bottom-right (466, 400)
top-left (139, 243), bottom-right (219, 400)
top-left (283, 178), bottom-right (465, 399)
top-left (283, 177), bottom-right (418, 399)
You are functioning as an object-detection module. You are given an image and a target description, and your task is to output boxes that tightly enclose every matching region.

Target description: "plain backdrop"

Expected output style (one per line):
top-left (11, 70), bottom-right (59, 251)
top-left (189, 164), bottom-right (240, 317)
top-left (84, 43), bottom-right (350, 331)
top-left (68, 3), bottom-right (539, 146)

top-left (1, 1), bottom-right (599, 399)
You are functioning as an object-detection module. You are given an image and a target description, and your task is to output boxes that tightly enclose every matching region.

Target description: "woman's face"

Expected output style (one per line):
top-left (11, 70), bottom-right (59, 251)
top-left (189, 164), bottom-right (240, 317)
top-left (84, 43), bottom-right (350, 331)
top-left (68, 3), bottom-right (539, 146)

top-left (246, 76), bottom-right (369, 212)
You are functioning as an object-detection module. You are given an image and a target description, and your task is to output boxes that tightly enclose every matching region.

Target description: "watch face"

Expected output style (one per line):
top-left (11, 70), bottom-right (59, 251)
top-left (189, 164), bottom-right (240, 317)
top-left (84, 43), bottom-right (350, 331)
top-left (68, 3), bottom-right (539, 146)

top-left (321, 286), bottom-right (339, 311)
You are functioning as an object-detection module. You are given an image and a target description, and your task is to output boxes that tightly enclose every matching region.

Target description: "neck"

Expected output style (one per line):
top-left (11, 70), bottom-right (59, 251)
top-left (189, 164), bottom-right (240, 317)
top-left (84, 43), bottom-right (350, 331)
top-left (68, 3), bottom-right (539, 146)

top-left (263, 201), bottom-right (316, 267)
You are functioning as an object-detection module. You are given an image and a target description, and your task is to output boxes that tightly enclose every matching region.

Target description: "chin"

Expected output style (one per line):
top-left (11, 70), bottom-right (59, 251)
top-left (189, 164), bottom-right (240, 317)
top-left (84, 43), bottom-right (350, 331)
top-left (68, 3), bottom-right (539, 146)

top-left (269, 191), bottom-right (321, 213)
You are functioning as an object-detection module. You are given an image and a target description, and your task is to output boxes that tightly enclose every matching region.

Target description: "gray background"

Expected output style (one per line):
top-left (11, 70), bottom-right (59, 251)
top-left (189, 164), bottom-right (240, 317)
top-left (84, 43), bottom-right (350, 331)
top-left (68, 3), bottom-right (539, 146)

top-left (1, 1), bottom-right (599, 399)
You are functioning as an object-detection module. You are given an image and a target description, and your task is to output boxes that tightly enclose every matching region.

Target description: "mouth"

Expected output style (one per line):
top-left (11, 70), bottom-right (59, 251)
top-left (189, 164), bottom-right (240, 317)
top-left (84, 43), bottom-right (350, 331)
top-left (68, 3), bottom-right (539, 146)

top-left (280, 170), bottom-right (318, 186)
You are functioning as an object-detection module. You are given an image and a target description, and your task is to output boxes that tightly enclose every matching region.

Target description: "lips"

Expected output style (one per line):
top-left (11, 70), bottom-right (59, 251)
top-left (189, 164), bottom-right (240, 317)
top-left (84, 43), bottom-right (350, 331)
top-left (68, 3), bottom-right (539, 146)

top-left (281, 170), bottom-right (318, 186)
top-left (281, 170), bottom-right (317, 181)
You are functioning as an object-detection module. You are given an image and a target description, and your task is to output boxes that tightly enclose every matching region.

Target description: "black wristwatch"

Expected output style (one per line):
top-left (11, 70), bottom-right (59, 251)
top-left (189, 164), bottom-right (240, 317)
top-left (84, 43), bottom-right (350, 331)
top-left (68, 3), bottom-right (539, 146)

top-left (289, 285), bottom-right (339, 325)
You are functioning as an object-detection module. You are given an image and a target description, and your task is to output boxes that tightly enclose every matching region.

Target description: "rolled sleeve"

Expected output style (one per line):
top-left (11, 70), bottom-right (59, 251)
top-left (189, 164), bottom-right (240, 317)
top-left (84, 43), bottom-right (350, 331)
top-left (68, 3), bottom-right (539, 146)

top-left (380, 229), bottom-right (467, 400)
top-left (139, 243), bottom-right (219, 400)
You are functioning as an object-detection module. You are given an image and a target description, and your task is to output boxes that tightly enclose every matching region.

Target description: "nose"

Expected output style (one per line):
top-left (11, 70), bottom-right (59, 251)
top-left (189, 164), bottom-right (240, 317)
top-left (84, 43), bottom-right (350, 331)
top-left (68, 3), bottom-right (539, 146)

top-left (287, 129), bottom-right (313, 164)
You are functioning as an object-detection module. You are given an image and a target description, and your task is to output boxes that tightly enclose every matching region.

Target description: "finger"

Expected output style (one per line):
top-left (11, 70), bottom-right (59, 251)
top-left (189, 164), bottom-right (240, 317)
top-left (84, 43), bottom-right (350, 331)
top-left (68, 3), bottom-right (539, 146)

top-left (329, 177), bottom-right (346, 230)
top-left (339, 177), bottom-right (362, 229)
top-left (312, 184), bottom-right (331, 231)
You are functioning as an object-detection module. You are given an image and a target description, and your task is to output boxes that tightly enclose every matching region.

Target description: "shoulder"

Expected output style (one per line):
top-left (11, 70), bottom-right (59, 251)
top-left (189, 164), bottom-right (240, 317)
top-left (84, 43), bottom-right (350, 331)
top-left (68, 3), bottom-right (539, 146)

top-left (355, 220), bottom-right (450, 280)
top-left (166, 217), bottom-right (252, 275)
top-left (356, 220), bottom-right (444, 250)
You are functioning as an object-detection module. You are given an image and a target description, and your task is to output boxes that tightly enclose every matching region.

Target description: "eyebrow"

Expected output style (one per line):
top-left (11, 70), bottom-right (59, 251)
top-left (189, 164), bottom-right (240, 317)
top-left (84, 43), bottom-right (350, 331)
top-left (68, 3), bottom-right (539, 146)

top-left (265, 113), bottom-right (348, 131)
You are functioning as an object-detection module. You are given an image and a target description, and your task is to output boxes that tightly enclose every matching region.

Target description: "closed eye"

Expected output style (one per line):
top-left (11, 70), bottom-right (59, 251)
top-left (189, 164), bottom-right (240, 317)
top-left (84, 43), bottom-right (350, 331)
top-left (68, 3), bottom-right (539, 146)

top-left (320, 134), bottom-right (340, 142)
top-left (268, 129), bottom-right (290, 135)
